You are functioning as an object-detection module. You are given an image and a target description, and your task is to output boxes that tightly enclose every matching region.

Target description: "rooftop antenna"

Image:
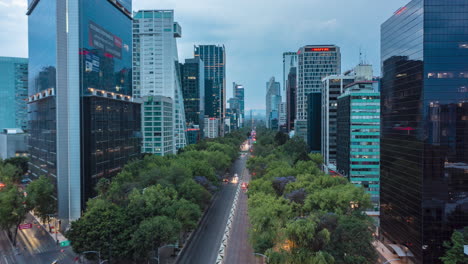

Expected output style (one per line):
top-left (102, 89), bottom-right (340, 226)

top-left (359, 46), bottom-right (363, 65)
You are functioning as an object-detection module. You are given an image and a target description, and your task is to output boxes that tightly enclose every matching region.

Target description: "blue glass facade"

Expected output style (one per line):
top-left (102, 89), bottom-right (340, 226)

top-left (0, 57), bottom-right (28, 130)
top-left (381, 1), bottom-right (468, 262)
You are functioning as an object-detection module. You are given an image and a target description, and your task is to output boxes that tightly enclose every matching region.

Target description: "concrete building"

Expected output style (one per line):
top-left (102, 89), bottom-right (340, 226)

top-left (321, 64), bottom-right (373, 172)
top-left (295, 45), bottom-right (341, 142)
top-left (195, 45), bottom-right (226, 136)
top-left (27, 0), bottom-right (141, 224)
top-left (133, 10), bottom-right (187, 154)
top-left (0, 128), bottom-right (28, 160)
top-left (336, 81), bottom-right (380, 212)
top-left (204, 117), bottom-right (219, 139)
top-left (266, 77), bottom-right (281, 129)
top-left (0, 57), bottom-right (28, 131)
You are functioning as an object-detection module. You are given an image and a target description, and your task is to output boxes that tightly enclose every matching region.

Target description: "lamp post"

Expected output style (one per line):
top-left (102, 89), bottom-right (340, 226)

top-left (253, 253), bottom-right (268, 264)
top-left (153, 244), bottom-right (177, 264)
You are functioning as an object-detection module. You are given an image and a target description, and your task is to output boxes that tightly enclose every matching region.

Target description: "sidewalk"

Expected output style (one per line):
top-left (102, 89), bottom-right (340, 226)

top-left (29, 212), bottom-right (68, 244)
top-left (373, 240), bottom-right (403, 264)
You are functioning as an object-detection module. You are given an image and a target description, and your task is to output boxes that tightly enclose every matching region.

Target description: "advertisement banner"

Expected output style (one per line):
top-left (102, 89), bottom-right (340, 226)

top-left (88, 21), bottom-right (122, 59)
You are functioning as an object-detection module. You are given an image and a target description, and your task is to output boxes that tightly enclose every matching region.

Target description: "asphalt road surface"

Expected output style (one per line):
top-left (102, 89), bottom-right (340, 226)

top-left (0, 214), bottom-right (76, 264)
top-left (177, 154), bottom-right (248, 264)
top-left (224, 167), bottom-right (258, 264)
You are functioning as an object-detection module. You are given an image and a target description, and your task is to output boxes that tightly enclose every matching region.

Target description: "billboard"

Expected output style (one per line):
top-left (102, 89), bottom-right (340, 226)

top-left (88, 21), bottom-right (122, 59)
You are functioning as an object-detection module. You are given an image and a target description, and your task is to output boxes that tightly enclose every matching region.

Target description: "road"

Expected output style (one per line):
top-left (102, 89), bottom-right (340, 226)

top-left (177, 154), bottom-right (248, 264)
top-left (0, 214), bottom-right (76, 264)
top-left (224, 166), bottom-right (257, 264)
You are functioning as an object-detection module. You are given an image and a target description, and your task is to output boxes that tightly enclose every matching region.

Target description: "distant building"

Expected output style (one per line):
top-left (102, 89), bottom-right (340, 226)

top-left (336, 81), bottom-right (380, 212)
top-left (295, 45), bottom-right (341, 143)
top-left (133, 10), bottom-right (187, 154)
top-left (0, 57), bottom-right (28, 131)
top-left (306, 93), bottom-right (321, 152)
top-left (286, 67), bottom-right (297, 132)
top-left (233, 82), bottom-right (245, 127)
top-left (0, 128), bottom-right (28, 160)
top-left (278, 102), bottom-right (287, 130)
top-left (321, 64), bottom-right (373, 172)
top-left (227, 97), bottom-right (241, 131)
top-left (266, 77), bottom-right (281, 129)
top-left (186, 125), bottom-right (201, 145)
top-left (180, 57), bottom-right (205, 138)
top-left (195, 45), bottom-right (226, 136)
top-left (283, 52), bottom-right (298, 93)
top-left (204, 118), bottom-right (219, 139)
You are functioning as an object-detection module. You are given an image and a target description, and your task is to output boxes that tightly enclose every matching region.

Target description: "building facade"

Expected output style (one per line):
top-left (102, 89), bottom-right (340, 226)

top-left (380, 1), bottom-right (468, 262)
top-left (295, 45), bottom-right (341, 142)
top-left (194, 45), bottom-right (226, 136)
top-left (336, 81), bottom-right (380, 211)
top-left (322, 64), bottom-right (373, 172)
top-left (0, 57), bottom-right (28, 131)
top-left (204, 117), bottom-right (219, 139)
top-left (27, 0), bottom-right (140, 224)
top-left (133, 10), bottom-right (187, 154)
top-left (286, 67), bottom-right (297, 132)
top-left (233, 82), bottom-right (245, 127)
top-left (266, 77), bottom-right (281, 129)
top-left (181, 58), bottom-right (205, 132)
top-left (283, 52), bottom-right (298, 93)
top-left (0, 129), bottom-right (28, 160)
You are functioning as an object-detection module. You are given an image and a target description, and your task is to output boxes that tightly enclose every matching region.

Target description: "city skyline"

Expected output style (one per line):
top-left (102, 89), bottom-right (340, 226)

top-left (1, 0), bottom-right (408, 110)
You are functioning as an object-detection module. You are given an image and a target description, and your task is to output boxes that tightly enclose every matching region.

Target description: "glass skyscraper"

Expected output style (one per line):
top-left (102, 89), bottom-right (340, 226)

top-left (27, 0), bottom-right (140, 224)
top-left (380, 1), bottom-right (468, 262)
top-left (266, 77), bottom-right (281, 130)
top-left (0, 57), bottom-right (28, 131)
top-left (194, 44), bottom-right (226, 136)
top-left (295, 45), bottom-right (341, 143)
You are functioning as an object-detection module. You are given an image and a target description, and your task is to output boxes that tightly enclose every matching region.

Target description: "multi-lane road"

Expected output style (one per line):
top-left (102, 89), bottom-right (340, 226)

top-left (0, 214), bottom-right (76, 264)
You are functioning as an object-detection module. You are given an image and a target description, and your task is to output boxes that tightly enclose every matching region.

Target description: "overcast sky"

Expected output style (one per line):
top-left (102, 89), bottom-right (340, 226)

top-left (0, 0), bottom-right (408, 110)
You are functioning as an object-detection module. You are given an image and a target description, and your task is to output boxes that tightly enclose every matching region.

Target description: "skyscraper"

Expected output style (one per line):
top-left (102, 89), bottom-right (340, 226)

top-left (380, 1), bottom-right (468, 262)
top-left (336, 81), bottom-right (380, 212)
top-left (295, 45), bottom-right (341, 142)
top-left (283, 52), bottom-right (298, 93)
top-left (27, 0), bottom-right (140, 224)
top-left (133, 10), bottom-right (187, 155)
top-left (194, 45), bottom-right (226, 136)
top-left (265, 77), bottom-right (281, 129)
top-left (233, 82), bottom-right (245, 127)
top-left (0, 57), bottom-right (28, 131)
top-left (321, 64), bottom-right (373, 172)
top-left (181, 58), bottom-right (205, 128)
top-left (286, 67), bottom-right (297, 132)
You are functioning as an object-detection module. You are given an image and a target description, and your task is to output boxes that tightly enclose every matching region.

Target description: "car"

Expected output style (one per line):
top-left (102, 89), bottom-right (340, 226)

top-left (223, 178), bottom-right (229, 183)
top-left (234, 173), bottom-right (238, 177)
top-left (21, 178), bottom-right (32, 184)
top-left (51, 260), bottom-right (58, 264)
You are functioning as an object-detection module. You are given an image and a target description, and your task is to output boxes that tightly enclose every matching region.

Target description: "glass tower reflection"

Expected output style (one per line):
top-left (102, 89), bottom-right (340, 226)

top-left (380, 0), bottom-right (468, 263)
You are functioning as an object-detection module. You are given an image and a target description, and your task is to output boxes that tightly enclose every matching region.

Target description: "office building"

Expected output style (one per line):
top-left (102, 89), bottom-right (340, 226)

top-left (141, 96), bottom-right (174, 155)
top-left (233, 82), bottom-right (245, 127)
top-left (186, 125), bottom-right (201, 145)
top-left (27, 0), bottom-right (140, 224)
top-left (278, 102), bottom-right (287, 128)
top-left (204, 118), bottom-right (219, 139)
top-left (0, 57), bottom-right (28, 130)
top-left (133, 10), bottom-right (187, 154)
top-left (283, 52), bottom-right (298, 93)
top-left (286, 67), bottom-right (297, 132)
top-left (266, 77), bottom-right (281, 129)
top-left (380, 1), bottom-right (468, 262)
top-left (321, 64), bottom-right (373, 172)
top-left (227, 97), bottom-right (241, 131)
top-left (306, 93), bottom-right (321, 152)
top-left (194, 45), bottom-right (226, 136)
top-left (336, 81), bottom-right (380, 212)
top-left (181, 58), bottom-right (205, 132)
top-left (295, 45), bottom-right (341, 142)
top-left (0, 129), bottom-right (28, 160)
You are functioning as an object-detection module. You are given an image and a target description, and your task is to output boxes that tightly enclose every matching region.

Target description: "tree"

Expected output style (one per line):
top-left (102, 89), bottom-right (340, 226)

top-left (0, 184), bottom-right (31, 246)
top-left (274, 132), bottom-right (289, 146)
top-left (440, 227), bottom-right (468, 264)
top-left (0, 162), bottom-right (20, 184)
top-left (4, 157), bottom-right (29, 176)
top-left (26, 176), bottom-right (56, 225)
top-left (130, 216), bottom-right (180, 261)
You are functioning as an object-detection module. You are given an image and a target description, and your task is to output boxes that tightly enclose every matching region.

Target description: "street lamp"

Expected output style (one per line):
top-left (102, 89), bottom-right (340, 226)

top-left (153, 244), bottom-right (177, 264)
top-left (253, 253), bottom-right (269, 264)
